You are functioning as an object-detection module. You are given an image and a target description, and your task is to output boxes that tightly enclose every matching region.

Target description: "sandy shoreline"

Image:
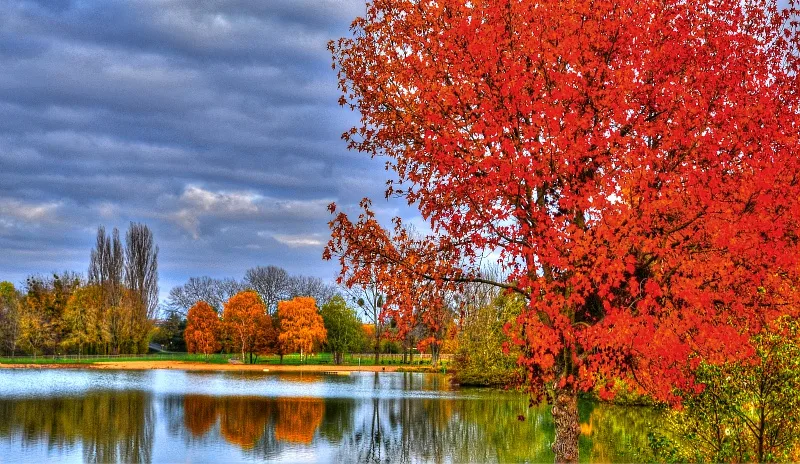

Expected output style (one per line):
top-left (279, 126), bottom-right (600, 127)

top-left (0, 360), bottom-right (423, 373)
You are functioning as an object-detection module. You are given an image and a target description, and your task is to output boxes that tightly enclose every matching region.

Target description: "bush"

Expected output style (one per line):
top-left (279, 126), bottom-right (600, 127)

top-left (453, 293), bottom-right (523, 386)
top-left (649, 318), bottom-right (800, 463)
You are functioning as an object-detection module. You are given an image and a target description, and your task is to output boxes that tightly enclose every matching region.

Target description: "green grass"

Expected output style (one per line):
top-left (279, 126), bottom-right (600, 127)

top-left (0, 353), bottom-right (230, 365)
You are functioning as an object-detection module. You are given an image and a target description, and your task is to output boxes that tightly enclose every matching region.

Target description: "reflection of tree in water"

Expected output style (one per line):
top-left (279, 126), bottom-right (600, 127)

top-left (318, 398), bottom-right (356, 443)
top-left (172, 377), bottom-right (659, 462)
top-left (335, 388), bottom-right (556, 463)
top-left (275, 372), bottom-right (324, 383)
top-left (330, 389), bottom-right (659, 463)
top-left (576, 401), bottom-right (660, 463)
top-left (0, 391), bottom-right (154, 463)
top-left (219, 397), bottom-right (272, 449)
top-left (179, 395), bottom-right (327, 451)
top-left (183, 395), bottom-right (217, 437)
top-left (274, 397), bottom-right (324, 444)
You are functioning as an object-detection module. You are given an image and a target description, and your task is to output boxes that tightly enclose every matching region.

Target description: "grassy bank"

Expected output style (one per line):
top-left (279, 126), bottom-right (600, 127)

top-left (0, 352), bottom-right (452, 370)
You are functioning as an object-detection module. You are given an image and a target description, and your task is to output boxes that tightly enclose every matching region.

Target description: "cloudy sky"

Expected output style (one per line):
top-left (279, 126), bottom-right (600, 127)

top-left (0, 0), bottom-right (412, 298)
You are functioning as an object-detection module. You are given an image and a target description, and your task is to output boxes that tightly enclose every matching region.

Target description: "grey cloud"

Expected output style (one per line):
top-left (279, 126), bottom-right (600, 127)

top-left (0, 0), bottom-right (420, 300)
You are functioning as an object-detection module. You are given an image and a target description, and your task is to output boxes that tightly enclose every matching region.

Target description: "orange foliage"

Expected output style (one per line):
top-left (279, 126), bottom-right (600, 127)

top-left (185, 301), bottom-right (220, 355)
top-left (253, 315), bottom-right (278, 356)
top-left (273, 397), bottom-right (324, 444)
top-left (223, 291), bottom-right (272, 363)
top-left (218, 397), bottom-right (270, 449)
top-left (183, 395), bottom-right (217, 437)
top-left (277, 297), bottom-right (327, 357)
top-left (362, 323), bottom-right (375, 341)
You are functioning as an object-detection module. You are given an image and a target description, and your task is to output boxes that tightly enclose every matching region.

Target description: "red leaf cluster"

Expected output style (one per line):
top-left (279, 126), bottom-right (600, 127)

top-left (327, 0), bottom-right (800, 403)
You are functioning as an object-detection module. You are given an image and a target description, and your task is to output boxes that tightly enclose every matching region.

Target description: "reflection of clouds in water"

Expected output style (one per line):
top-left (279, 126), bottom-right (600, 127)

top-left (0, 370), bottom-right (463, 400)
top-left (0, 371), bottom-right (659, 463)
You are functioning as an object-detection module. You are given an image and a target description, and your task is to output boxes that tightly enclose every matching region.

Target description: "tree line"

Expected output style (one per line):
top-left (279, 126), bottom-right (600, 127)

top-left (159, 265), bottom-right (465, 365)
top-left (0, 224), bottom-right (158, 356)
top-left (179, 288), bottom-right (408, 366)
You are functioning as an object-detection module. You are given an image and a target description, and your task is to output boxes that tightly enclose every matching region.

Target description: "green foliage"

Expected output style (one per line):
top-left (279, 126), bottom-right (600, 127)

top-left (453, 293), bottom-right (523, 386)
top-left (152, 312), bottom-right (186, 352)
top-left (0, 282), bottom-right (16, 300)
top-left (320, 296), bottom-right (364, 364)
top-left (0, 282), bottom-right (21, 355)
top-left (650, 318), bottom-right (800, 463)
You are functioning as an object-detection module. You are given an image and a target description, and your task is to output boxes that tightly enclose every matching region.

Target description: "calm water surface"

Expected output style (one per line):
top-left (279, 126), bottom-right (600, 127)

top-left (0, 369), bottom-right (657, 463)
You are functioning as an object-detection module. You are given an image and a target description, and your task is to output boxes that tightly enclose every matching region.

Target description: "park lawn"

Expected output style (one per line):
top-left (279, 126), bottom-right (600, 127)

top-left (0, 352), bottom-right (451, 368)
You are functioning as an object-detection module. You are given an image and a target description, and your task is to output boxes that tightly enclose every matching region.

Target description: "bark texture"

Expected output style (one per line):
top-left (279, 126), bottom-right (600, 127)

top-left (551, 389), bottom-right (580, 464)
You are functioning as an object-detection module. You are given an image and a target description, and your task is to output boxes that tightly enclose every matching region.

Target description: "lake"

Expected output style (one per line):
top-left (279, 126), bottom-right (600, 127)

top-left (0, 369), bottom-right (658, 463)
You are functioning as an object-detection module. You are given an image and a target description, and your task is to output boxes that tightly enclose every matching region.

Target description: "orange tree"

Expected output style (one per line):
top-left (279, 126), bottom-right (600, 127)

top-left (252, 314), bottom-right (278, 363)
top-left (223, 291), bottom-right (271, 364)
top-left (185, 301), bottom-right (221, 357)
top-left (277, 296), bottom-right (327, 362)
top-left (327, 0), bottom-right (800, 461)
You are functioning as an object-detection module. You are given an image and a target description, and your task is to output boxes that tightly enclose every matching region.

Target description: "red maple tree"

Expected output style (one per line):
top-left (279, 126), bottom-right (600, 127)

top-left (326, 0), bottom-right (800, 461)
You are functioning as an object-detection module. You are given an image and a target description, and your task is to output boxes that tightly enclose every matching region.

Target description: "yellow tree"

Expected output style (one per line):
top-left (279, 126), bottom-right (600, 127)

top-left (185, 301), bottom-right (221, 357)
top-left (277, 296), bottom-right (327, 362)
top-left (223, 290), bottom-right (268, 364)
top-left (63, 285), bottom-right (104, 357)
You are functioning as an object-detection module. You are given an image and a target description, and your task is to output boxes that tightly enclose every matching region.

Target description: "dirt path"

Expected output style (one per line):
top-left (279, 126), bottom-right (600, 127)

top-left (0, 360), bottom-right (420, 372)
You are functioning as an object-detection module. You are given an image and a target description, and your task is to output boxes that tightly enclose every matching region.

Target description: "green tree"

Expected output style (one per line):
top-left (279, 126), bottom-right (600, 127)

top-left (650, 318), bottom-right (800, 463)
top-left (152, 312), bottom-right (186, 352)
top-left (320, 296), bottom-right (363, 364)
top-left (454, 292), bottom-right (523, 386)
top-left (0, 281), bottom-right (21, 356)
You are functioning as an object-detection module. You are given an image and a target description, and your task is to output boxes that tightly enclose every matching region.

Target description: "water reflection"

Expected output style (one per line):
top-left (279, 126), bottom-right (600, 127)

top-left (0, 391), bottom-right (154, 463)
top-left (180, 395), bottom-right (326, 448)
top-left (275, 372), bottom-right (325, 383)
top-left (0, 370), bottom-right (659, 463)
top-left (219, 397), bottom-right (271, 448)
top-left (183, 395), bottom-right (216, 437)
top-left (335, 391), bottom-right (557, 463)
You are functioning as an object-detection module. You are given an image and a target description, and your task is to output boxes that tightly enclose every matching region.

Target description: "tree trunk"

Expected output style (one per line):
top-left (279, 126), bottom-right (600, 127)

top-left (551, 388), bottom-right (580, 464)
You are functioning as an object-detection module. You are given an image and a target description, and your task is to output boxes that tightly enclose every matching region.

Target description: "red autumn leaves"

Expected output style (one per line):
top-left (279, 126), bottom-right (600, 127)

top-left (326, 0), bottom-right (800, 404)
